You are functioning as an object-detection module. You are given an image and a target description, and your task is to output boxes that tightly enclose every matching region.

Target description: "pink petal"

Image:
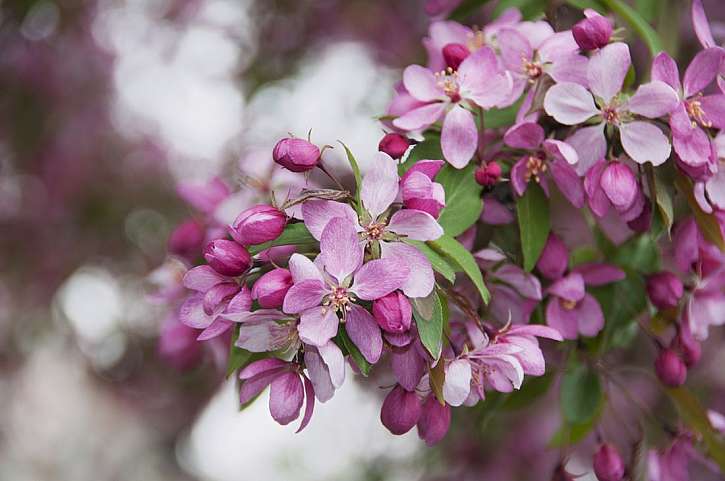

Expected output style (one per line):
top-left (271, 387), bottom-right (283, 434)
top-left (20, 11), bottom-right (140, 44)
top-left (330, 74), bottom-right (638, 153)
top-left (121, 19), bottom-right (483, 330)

top-left (651, 52), bottom-right (681, 92)
top-left (288, 253), bottom-right (324, 284)
top-left (197, 317), bottom-right (233, 341)
top-left (510, 156), bottom-right (529, 197)
top-left (504, 122), bottom-right (544, 149)
top-left (547, 53), bottom-right (589, 86)
top-left (503, 335), bottom-right (545, 376)
top-left (351, 257), bottom-right (410, 300)
top-left (543, 139), bottom-right (578, 165)
top-left (619, 121), bottom-right (671, 166)
top-left (572, 263), bottom-right (625, 286)
top-left (282, 279), bottom-right (326, 314)
top-left (506, 324), bottom-right (564, 341)
top-left (575, 294), bottom-right (605, 337)
top-left (393, 102), bottom-right (447, 131)
top-left (550, 159), bottom-right (585, 208)
top-left (320, 217), bottom-right (364, 283)
top-left (706, 170), bottom-right (725, 210)
top-left (203, 282), bottom-right (239, 315)
top-left (388, 209), bottom-right (444, 241)
top-left (481, 196), bottom-right (514, 225)
top-left (296, 377), bottom-right (315, 433)
top-left (489, 285), bottom-right (538, 324)
top-left (683, 47), bottom-right (723, 98)
top-left (441, 105), bottom-right (478, 168)
top-left (269, 372), bottom-right (304, 425)
top-left (701, 94), bottom-right (725, 129)
top-left (536, 233), bottom-right (569, 281)
top-left (567, 123), bottom-right (607, 175)
top-left (304, 347), bottom-right (335, 402)
top-left (176, 177), bottom-right (230, 214)
top-left (584, 158), bottom-right (611, 217)
top-left (465, 69), bottom-right (513, 109)
top-left (548, 272), bottom-right (586, 302)
top-left (514, 20), bottom-right (554, 50)
top-left (318, 341), bottom-right (345, 388)
top-left (417, 397), bottom-right (451, 446)
top-left (538, 31), bottom-right (581, 62)
top-left (493, 264), bottom-right (542, 300)
top-left (183, 265), bottom-right (226, 292)
top-left (240, 358), bottom-right (288, 379)
top-left (391, 344), bottom-right (426, 391)
top-left (627, 81), bottom-right (679, 118)
top-left (497, 28), bottom-right (532, 72)
top-left (345, 304), bottom-right (383, 363)
top-left (587, 42), bottom-right (630, 103)
top-left (361, 152), bottom-right (400, 219)
top-left (381, 241), bottom-right (435, 298)
top-left (179, 294), bottom-right (212, 329)
top-left (458, 46), bottom-right (501, 92)
top-left (600, 161), bottom-right (637, 209)
top-left (298, 307), bottom-right (339, 346)
top-left (544, 82), bottom-right (598, 125)
top-left (402, 159), bottom-right (445, 181)
top-left (443, 359), bottom-right (472, 406)
top-left (671, 105), bottom-right (712, 167)
top-left (545, 298), bottom-right (579, 340)
top-left (403, 65), bottom-right (445, 102)
top-left (381, 385), bottom-right (423, 435)
top-left (692, 0), bottom-right (716, 48)
top-left (302, 200), bottom-right (359, 240)
top-left (235, 319), bottom-right (292, 352)
top-left (239, 369), bottom-right (283, 405)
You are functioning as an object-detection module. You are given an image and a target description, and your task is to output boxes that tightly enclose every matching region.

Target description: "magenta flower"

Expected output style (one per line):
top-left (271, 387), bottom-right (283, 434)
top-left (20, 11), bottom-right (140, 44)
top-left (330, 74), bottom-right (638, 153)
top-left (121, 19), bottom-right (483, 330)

top-left (691, 0), bottom-right (725, 93)
top-left (504, 121), bottom-right (584, 208)
top-left (179, 265), bottom-right (252, 340)
top-left (392, 47), bottom-right (513, 168)
top-left (302, 153), bottom-right (443, 298)
top-left (651, 48), bottom-right (725, 168)
top-left (400, 159), bottom-right (446, 218)
top-left (282, 217), bottom-right (409, 363)
top-left (572, 9), bottom-right (613, 51)
top-left (239, 359), bottom-right (315, 432)
top-left (585, 158), bottom-right (646, 222)
top-left (545, 42), bottom-right (679, 173)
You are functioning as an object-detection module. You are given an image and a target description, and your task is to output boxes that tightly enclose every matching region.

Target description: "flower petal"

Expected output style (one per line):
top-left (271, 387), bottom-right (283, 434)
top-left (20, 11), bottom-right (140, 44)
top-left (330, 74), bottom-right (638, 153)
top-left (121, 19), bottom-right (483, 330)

top-left (391, 344), bottom-right (427, 391)
top-left (547, 272), bottom-right (586, 302)
top-left (700, 94), bottom-right (725, 129)
top-left (345, 304), bottom-right (383, 363)
top-left (683, 47), bottom-right (723, 98)
top-left (296, 377), bottom-right (315, 433)
top-left (318, 341), bottom-right (345, 388)
top-left (544, 82), bottom-right (598, 125)
top-left (441, 105), bottom-right (478, 168)
top-left (671, 104), bottom-right (713, 167)
top-left (388, 209), bottom-right (444, 241)
top-left (497, 28), bottom-right (532, 72)
top-left (403, 64), bottom-right (444, 102)
top-left (600, 161), bottom-right (638, 209)
top-left (393, 102), bottom-right (447, 131)
top-left (575, 294), bottom-right (605, 337)
top-left (304, 347), bottom-right (335, 402)
top-left (381, 385), bottom-right (423, 435)
top-left (288, 253), bottom-right (324, 284)
top-left (417, 397), bottom-right (451, 446)
top-left (651, 52), bottom-right (681, 92)
top-left (587, 42), bottom-right (630, 102)
top-left (298, 307), bottom-right (339, 346)
top-left (351, 257), bottom-right (410, 300)
top-left (692, 0), bottom-right (716, 48)
top-left (302, 200), bottom-right (359, 240)
top-left (572, 263), bottom-right (625, 286)
top-left (443, 359), bottom-right (472, 407)
top-left (566, 123), bottom-right (607, 175)
top-left (543, 139), bottom-right (578, 165)
top-left (504, 122), bottom-right (544, 149)
top-left (320, 217), bottom-right (364, 283)
top-left (179, 294), bottom-right (212, 329)
top-left (282, 279), bottom-right (326, 314)
top-left (380, 241), bottom-right (436, 298)
top-left (627, 81), bottom-right (679, 118)
top-left (269, 372), bottom-right (304, 425)
top-left (545, 298), bottom-right (579, 340)
top-left (619, 121), bottom-right (671, 166)
top-left (549, 159), bottom-right (585, 208)
top-left (183, 265), bottom-right (226, 292)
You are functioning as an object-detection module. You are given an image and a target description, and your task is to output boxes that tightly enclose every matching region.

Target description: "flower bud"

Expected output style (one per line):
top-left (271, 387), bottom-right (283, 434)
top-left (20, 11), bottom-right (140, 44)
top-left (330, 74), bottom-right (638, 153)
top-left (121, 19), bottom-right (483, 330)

top-left (442, 43), bottom-right (470, 70)
top-left (203, 239), bottom-right (252, 277)
top-left (646, 271), bottom-right (684, 310)
top-left (655, 349), bottom-right (687, 387)
top-left (272, 137), bottom-right (320, 173)
top-left (378, 133), bottom-right (411, 159)
top-left (600, 161), bottom-right (638, 210)
top-left (674, 325), bottom-right (701, 367)
top-left (593, 443), bottom-right (625, 481)
top-left (536, 233), bottom-right (569, 280)
top-left (573, 9), bottom-right (613, 51)
top-left (230, 204), bottom-right (286, 245)
top-left (627, 198), bottom-right (652, 233)
top-left (372, 291), bottom-right (412, 333)
top-left (380, 385), bottom-right (422, 435)
top-left (417, 395), bottom-right (451, 445)
top-left (474, 161), bottom-right (502, 187)
top-left (168, 219), bottom-right (205, 260)
top-left (251, 268), bottom-right (293, 308)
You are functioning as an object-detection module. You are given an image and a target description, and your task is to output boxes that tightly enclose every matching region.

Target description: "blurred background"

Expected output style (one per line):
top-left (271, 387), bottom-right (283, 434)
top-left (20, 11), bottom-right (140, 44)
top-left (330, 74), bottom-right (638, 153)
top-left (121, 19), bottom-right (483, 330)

top-left (0, 1), bottom-right (723, 480)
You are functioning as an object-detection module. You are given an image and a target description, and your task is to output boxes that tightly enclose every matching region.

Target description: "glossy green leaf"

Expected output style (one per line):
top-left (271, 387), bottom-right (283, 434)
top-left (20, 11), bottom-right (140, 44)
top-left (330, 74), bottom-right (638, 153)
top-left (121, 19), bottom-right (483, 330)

top-left (336, 326), bottom-right (371, 376)
top-left (340, 142), bottom-right (364, 217)
top-left (436, 163), bottom-right (483, 237)
top-left (248, 222), bottom-right (316, 255)
top-left (561, 363), bottom-right (602, 424)
top-left (516, 183), bottom-right (550, 272)
top-left (429, 234), bottom-right (490, 303)
top-left (412, 290), bottom-right (445, 360)
top-left (404, 239), bottom-right (457, 284)
top-left (226, 324), bottom-right (255, 378)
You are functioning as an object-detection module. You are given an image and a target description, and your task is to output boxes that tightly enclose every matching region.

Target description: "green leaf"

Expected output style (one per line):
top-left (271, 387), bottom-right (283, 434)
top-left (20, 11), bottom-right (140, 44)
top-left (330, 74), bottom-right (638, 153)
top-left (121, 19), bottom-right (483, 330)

top-left (634, 0), bottom-right (657, 22)
top-left (429, 234), bottom-right (490, 303)
top-left (248, 222), bottom-right (316, 255)
top-left (412, 290), bottom-right (445, 360)
top-left (429, 358), bottom-right (446, 404)
top-left (560, 363), bottom-right (602, 424)
top-left (599, 0), bottom-right (664, 55)
top-left (449, 0), bottom-right (493, 21)
top-left (404, 239), bottom-right (457, 284)
top-left (336, 327), bottom-right (371, 376)
top-left (516, 183), bottom-right (550, 272)
top-left (564, 0), bottom-right (606, 13)
top-left (675, 173), bottom-right (725, 252)
top-left (482, 102), bottom-right (521, 129)
top-left (610, 234), bottom-right (660, 274)
top-left (226, 325), bottom-right (254, 378)
top-left (398, 133), bottom-right (443, 176)
top-left (436, 163), bottom-right (483, 237)
top-left (549, 412), bottom-right (602, 447)
top-left (668, 387), bottom-right (725, 472)
top-left (340, 142), bottom-right (364, 217)
top-left (590, 272), bottom-right (647, 352)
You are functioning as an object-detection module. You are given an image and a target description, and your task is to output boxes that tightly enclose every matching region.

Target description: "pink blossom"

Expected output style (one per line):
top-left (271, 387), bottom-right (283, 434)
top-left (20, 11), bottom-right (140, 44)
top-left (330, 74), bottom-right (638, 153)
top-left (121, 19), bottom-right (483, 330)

top-left (400, 159), bottom-right (446, 218)
top-left (545, 43), bottom-right (679, 172)
top-left (584, 159), bottom-right (646, 222)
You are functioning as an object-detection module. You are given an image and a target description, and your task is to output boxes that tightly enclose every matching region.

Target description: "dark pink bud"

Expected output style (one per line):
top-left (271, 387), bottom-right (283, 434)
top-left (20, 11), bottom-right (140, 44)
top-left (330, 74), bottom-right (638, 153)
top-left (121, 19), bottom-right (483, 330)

top-left (442, 43), bottom-right (470, 70)
top-left (416, 396), bottom-right (451, 445)
top-left (536, 233), bottom-right (569, 280)
top-left (378, 133), bottom-right (411, 160)
top-left (627, 198), bottom-right (652, 233)
top-left (251, 268), bottom-right (293, 308)
top-left (272, 137), bottom-right (320, 173)
top-left (372, 291), bottom-right (412, 334)
top-left (204, 239), bottom-right (251, 276)
top-left (168, 219), bottom-right (205, 259)
top-left (380, 385), bottom-right (422, 435)
top-left (674, 324), bottom-right (701, 367)
top-left (474, 161), bottom-right (502, 187)
top-left (593, 443), bottom-right (625, 481)
top-left (573, 10), bottom-right (613, 51)
top-left (655, 349), bottom-right (687, 387)
top-left (230, 204), bottom-right (286, 245)
top-left (600, 161), bottom-right (638, 210)
top-left (646, 271), bottom-right (683, 310)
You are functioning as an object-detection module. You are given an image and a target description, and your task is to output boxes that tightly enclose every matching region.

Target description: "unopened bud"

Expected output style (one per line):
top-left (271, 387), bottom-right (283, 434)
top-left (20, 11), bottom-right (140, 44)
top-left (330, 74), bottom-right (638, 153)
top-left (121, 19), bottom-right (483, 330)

top-left (252, 268), bottom-right (293, 309)
top-left (474, 161), bottom-right (502, 187)
top-left (273, 137), bottom-right (320, 173)
top-left (203, 239), bottom-right (252, 277)
top-left (380, 385), bottom-right (422, 435)
top-left (593, 443), bottom-right (625, 481)
top-left (378, 133), bottom-right (411, 159)
top-left (646, 271), bottom-right (683, 310)
top-left (655, 348), bottom-right (687, 387)
top-left (573, 9), bottom-right (613, 51)
top-left (229, 204), bottom-right (287, 245)
top-left (372, 291), bottom-right (412, 334)
top-left (442, 43), bottom-right (470, 70)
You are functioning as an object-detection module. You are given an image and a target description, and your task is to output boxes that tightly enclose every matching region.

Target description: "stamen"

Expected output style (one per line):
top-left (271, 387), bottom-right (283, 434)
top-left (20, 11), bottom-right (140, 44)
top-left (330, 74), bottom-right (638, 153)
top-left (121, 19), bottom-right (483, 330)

top-left (522, 58), bottom-right (543, 82)
top-left (466, 28), bottom-right (486, 52)
top-left (524, 154), bottom-right (548, 184)
top-left (435, 69), bottom-right (461, 102)
top-left (560, 298), bottom-right (577, 310)
top-left (685, 96), bottom-right (712, 128)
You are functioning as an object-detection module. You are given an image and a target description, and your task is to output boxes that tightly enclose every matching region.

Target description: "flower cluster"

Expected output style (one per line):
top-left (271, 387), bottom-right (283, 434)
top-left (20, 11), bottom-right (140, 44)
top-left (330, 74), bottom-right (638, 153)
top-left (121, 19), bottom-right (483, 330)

top-left (154, 1), bottom-right (725, 479)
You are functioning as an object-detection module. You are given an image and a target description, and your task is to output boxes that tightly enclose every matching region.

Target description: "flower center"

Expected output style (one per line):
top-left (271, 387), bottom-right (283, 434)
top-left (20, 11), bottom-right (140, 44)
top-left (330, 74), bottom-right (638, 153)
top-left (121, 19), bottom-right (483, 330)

top-left (560, 298), bottom-right (577, 310)
top-left (522, 59), bottom-right (543, 81)
top-left (363, 221), bottom-right (387, 241)
top-left (685, 97), bottom-right (711, 128)
top-left (324, 286), bottom-right (355, 314)
top-left (525, 153), bottom-right (547, 183)
top-left (466, 29), bottom-right (485, 52)
top-left (602, 106), bottom-right (620, 124)
top-left (435, 68), bottom-right (461, 102)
